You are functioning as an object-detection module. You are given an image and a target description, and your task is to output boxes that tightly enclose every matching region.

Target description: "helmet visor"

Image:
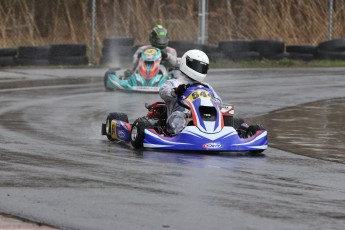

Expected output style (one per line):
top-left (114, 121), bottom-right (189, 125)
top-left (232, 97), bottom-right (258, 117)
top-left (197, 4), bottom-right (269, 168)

top-left (186, 56), bottom-right (209, 74)
top-left (155, 36), bottom-right (169, 45)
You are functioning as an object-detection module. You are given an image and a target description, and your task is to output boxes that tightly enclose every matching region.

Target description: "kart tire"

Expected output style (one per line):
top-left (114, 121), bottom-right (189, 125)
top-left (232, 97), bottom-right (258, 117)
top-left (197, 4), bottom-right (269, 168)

top-left (234, 118), bottom-right (248, 138)
top-left (130, 117), bottom-right (153, 149)
top-left (247, 125), bottom-right (266, 154)
top-left (106, 112), bottom-right (129, 141)
top-left (104, 73), bottom-right (114, 91)
top-left (246, 124), bottom-right (265, 137)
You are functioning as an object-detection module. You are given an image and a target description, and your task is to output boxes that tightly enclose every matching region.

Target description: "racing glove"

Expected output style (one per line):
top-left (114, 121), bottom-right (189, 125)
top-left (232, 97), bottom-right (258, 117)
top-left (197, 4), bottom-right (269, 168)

top-left (161, 49), bottom-right (168, 60)
top-left (174, 84), bottom-right (187, 97)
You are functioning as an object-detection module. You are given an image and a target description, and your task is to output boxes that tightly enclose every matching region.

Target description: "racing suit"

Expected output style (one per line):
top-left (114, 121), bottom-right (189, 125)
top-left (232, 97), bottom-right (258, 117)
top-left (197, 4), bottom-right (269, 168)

top-left (132, 45), bottom-right (178, 71)
top-left (159, 72), bottom-right (223, 135)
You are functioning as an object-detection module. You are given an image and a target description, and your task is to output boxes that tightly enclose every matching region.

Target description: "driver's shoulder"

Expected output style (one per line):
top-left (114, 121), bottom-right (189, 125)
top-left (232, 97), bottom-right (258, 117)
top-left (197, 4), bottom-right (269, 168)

top-left (166, 47), bottom-right (177, 54)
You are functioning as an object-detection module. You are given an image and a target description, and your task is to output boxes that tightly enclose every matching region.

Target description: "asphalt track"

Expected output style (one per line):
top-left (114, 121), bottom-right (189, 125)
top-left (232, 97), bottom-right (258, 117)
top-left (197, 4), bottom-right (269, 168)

top-left (0, 67), bottom-right (344, 230)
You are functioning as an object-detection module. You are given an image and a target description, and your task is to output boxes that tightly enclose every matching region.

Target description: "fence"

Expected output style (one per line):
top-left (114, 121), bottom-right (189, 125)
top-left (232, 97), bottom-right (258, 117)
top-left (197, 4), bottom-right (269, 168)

top-left (0, 0), bottom-right (344, 65)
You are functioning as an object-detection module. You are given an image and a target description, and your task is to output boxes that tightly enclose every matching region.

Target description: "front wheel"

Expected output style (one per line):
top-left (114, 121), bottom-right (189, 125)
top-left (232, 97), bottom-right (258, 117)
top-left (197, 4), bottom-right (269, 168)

top-left (246, 124), bottom-right (265, 137)
top-left (246, 124), bottom-right (266, 154)
top-left (105, 112), bottom-right (129, 141)
top-left (130, 117), bottom-right (153, 149)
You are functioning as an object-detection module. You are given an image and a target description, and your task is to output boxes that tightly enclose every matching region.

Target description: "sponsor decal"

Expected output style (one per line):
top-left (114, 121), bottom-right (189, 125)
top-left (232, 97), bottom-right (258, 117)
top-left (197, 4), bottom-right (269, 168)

top-left (117, 130), bottom-right (126, 139)
top-left (202, 142), bottom-right (222, 149)
top-left (187, 90), bottom-right (212, 102)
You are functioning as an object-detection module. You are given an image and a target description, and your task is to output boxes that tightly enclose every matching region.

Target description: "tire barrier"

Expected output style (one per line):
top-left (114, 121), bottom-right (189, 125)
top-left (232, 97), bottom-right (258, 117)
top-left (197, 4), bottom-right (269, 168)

top-left (315, 39), bottom-right (345, 60)
top-left (1, 38), bottom-right (345, 67)
top-left (0, 48), bottom-right (17, 66)
top-left (100, 37), bottom-right (135, 66)
top-left (49, 44), bottom-right (88, 65)
top-left (17, 46), bottom-right (50, 66)
top-left (251, 40), bottom-right (285, 59)
top-left (168, 40), bottom-right (196, 57)
top-left (286, 45), bottom-right (316, 61)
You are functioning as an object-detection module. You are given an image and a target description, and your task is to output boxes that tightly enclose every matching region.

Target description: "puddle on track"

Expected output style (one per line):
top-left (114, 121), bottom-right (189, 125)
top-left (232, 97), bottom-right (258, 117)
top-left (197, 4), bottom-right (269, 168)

top-left (254, 98), bottom-right (345, 164)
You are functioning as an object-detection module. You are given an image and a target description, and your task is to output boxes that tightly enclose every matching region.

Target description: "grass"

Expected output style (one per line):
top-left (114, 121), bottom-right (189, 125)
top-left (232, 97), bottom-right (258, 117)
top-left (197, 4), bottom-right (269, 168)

top-left (1, 0), bottom-right (345, 64)
top-left (1, 0), bottom-right (344, 47)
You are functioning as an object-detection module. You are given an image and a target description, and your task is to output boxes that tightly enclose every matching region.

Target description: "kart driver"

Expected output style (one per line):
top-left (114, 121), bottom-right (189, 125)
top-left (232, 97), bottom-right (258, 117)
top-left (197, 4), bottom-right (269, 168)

top-left (159, 49), bottom-right (223, 135)
top-left (132, 25), bottom-right (178, 72)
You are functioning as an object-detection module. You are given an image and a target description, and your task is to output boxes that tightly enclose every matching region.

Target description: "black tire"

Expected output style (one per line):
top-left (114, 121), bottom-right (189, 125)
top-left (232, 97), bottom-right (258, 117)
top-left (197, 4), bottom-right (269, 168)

top-left (200, 44), bottom-right (218, 53)
top-left (208, 52), bottom-right (225, 62)
top-left (233, 117), bottom-right (248, 137)
top-left (225, 51), bottom-right (262, 61)
top-left (50, 44), bottom-right (87, 57)
top-left (168, 40), bottom-right (196, 56)
top-left (18, 46), bottom-right (50, 59)
top-left (101, 45), bottom-right (134, 58)
top-left (286, 45), bottom-right (316, 54)
top-left (0, 48), bottom-right (17, 57)
top-left (103, 37), bottom-right (134, 47)
top-left (267, 52), bottom-right (290, 61)
top-left (246, 124), bottom-right (265, 137)
top-left (218, 40), bottom-right (253, 53)
top-left (247, 124), bottom-right (266, 154)
top-left (288, 52), bottom-right (315, 61)
top-left (130, 117), bottom-right (153, 149)
top-left (16, 58), bottom-right (50, 66)
top-left (317, 39), bottom-right (345, 52)
top-left (0, 57), bottom-right (15, 66)
top-left (251, 40), bottom-right (285, 58)
top-left (106, 112), bottom-right (129, 141)
top-left (103, 72), bottom-right (114, 91)
top-left (315, 51), bottom-right (345, 60)
top-left (49, 56), bottom-right (88, 65)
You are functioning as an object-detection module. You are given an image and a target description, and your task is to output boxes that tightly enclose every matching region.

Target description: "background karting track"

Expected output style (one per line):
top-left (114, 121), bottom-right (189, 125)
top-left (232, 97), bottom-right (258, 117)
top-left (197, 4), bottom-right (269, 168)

top-left (0, 67), bottom-right (344, 230)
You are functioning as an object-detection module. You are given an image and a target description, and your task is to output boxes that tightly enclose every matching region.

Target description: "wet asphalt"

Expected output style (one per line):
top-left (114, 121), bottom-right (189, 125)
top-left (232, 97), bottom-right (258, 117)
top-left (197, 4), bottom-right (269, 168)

top-left (0, 67), bottom-right (344, 230)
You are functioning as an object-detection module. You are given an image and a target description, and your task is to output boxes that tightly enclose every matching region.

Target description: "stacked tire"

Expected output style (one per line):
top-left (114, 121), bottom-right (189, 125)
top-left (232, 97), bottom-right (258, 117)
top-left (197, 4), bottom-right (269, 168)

top-left (218, 40), bottom-right (261, 61)
top-left (168, 40), bottom-right (196, 57)
top-left (100, 37), bottom-right (134, 66)
top-left (17, 46), bottom-right (50, 66)
top-left (315, 39), bottom-right (345, 60)
top-left (49, 44), bottom-right (88, 65)
top-left (199, 44), bottom-right (224, 62)
top-left (0, 48), bottom-right (17, 66)
top-left (286, 45), bottom-right (316, 61)
top-left (251, 40), bottom-right (286, 60)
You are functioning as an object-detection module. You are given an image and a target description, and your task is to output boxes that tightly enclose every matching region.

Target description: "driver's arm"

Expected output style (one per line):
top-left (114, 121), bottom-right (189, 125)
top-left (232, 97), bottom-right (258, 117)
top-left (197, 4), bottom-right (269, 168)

top-left (165, 47), bottom-right (178, 66)
top-left (159, 80), bottom-right (178, 102)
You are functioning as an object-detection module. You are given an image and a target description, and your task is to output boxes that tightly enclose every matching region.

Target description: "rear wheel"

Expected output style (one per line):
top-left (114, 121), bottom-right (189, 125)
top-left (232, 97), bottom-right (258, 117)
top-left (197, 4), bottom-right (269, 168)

top-left (105, 112), bottom-right (129, 141)
top-left (130, 117), bottom-right (153, 149)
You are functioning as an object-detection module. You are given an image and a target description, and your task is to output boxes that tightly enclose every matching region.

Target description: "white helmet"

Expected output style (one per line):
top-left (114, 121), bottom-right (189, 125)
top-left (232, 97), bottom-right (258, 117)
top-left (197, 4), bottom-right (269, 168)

top-left (180, 49), bottom-right (209, 82)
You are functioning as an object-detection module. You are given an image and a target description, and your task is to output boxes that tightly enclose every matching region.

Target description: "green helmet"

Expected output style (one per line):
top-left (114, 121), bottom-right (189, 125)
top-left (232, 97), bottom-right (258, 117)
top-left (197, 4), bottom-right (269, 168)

top-left (149, 25), bottom-right (169, 49)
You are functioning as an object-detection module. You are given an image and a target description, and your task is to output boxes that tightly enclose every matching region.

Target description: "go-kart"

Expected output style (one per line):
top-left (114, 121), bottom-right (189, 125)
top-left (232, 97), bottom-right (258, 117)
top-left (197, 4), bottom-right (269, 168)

top-left (104, 47), bottom-right (176, 92)
top-left (101, 83), bottom-right (268, 153)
